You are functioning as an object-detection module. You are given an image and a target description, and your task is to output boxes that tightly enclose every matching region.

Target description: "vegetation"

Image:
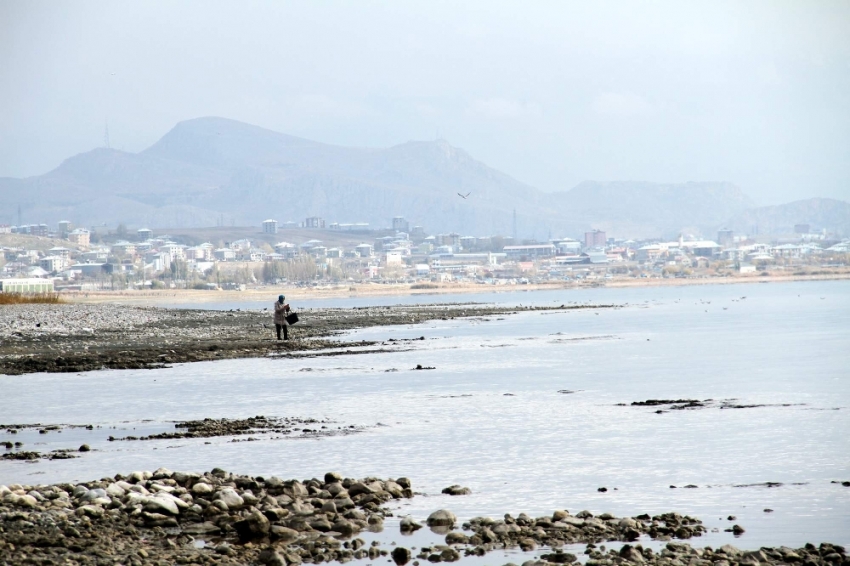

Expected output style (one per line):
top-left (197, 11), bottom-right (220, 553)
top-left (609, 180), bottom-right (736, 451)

top-left (0, 292), bottom-right (63, 305)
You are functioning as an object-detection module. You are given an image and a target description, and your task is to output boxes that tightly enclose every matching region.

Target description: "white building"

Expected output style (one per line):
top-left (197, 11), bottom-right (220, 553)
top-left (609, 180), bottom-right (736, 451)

top-left (262, 219), bottom-right (278, 234)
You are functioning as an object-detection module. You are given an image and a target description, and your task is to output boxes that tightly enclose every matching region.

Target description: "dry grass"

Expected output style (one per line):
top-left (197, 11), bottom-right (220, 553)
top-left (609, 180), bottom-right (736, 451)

top-left (0, 292), bottom-right (64, 305)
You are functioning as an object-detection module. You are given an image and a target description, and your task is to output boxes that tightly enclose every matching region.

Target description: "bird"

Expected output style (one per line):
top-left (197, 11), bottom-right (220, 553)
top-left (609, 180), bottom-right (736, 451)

top-left (457, 192), bottom-right (471, 199)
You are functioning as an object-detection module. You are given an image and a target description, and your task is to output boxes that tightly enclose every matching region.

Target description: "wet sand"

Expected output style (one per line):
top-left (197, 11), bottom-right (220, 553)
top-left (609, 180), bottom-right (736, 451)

top-left (0, 303), bottom-right (609, 376)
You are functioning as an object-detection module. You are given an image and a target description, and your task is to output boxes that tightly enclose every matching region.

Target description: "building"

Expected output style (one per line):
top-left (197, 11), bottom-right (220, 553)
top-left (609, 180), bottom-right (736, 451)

top-left (70, 263), bottom-right (112, 277)
top-left (57, 221), bottom-right (73, 236)
top-left (137, 228), bottom-right (152, 241)
top-left (0, 278), bottom-right (54, 293)
top-left (503, 244), bottom-right (556, 259)
top-left (717, 229), bottom-right (734, 247)
top-left (304, 217), bottom-right (325, 229)
top-left (262, 219), bottom-right (278, 234)
top-left (584, 229), bottom-right (607, 248)
top-left (355, 243), bottom-right (373, 258)
top-left (39, 256), bottom-right (66, 273)
top-left (392, 217), bottom-right (409, 233)
top-left (68, 228), bottom-right (91, 247)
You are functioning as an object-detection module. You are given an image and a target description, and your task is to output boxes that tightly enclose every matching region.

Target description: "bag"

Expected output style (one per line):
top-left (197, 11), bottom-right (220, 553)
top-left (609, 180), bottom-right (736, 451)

top-left (285, 312), bottom-right (299, 325)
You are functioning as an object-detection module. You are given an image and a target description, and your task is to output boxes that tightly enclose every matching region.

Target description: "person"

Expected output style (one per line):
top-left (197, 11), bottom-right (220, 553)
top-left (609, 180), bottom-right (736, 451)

top-left (273, 294), bottom-right (291, 340)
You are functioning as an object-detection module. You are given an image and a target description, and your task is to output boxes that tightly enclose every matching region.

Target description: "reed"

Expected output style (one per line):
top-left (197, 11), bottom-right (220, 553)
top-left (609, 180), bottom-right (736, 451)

top-left (0, 292), bottom-right (63, 305)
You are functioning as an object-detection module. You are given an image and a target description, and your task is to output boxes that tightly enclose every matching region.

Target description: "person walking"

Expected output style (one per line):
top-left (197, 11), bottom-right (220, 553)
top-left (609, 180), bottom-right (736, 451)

top-left (273, 294), bottom-right (291, 340)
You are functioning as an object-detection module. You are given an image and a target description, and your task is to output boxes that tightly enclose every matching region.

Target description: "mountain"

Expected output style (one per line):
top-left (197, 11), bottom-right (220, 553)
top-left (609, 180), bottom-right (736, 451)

top-left (723, 198), bottom-right (850, 236)
top-left (0, 116), bottom-right (763, 239)
top-left (552, 181), bottom-right (755, 239)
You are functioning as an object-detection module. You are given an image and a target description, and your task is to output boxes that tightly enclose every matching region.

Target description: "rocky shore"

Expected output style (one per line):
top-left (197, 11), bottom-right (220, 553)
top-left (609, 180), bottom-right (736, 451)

top-left (1, 468), bottom-right (847, 566)
top-left (0, 303), bottom-right (608, 375)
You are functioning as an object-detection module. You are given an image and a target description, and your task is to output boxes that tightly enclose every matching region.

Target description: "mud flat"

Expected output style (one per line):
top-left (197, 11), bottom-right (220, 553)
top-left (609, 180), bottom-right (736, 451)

top-left (0, 303), bottom-right (611, 376)
top-left (1, 467), bottom-right (847, 566)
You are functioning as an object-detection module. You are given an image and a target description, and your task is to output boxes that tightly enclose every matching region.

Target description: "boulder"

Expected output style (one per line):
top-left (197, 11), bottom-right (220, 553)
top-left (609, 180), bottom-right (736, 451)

top-left (324, 472), bottom-right (343, 484)
top-left (445, 532), bottom-right (469, 545)
top-left (400, 516), bottom-right (423, 532)
top-left (192, 482), bottom-right (214, 495)
top-left (258, 548), bottom-right (287, 566)
top-left (234, 510), bottom-right (271, 543)
top-left (427, 509), bottom-right (457, 527)
top-left (392, 546), bottom-right (411, 565)
top-left (441, 485), bottom-right (471, 496)
top-left (217, 488), bottom-right (244, 509)
top-left (270, 525), bottom-right (300, 543)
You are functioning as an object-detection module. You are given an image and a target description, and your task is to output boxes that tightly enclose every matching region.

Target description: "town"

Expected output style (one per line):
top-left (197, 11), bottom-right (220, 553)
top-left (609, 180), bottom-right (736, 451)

top-left (1, 216), bottom-right (848, 293)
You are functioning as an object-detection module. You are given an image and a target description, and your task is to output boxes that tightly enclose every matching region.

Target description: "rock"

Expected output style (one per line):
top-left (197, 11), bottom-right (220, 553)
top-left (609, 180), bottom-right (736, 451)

top-left (445, 532), bottom-right (469, 545)
top-left (427, 509), bottom-right (457, 527)
top-left (142, 511), bottom-right (178, 527)
top-left (80, 488), bottom-right (108, 503)
top-left (392, 546), bottom-right (412, 565)
top-left (15, 494), bottom-right (38, 508)
top-left (234, 510), bottom-right (271, 542)
top-left (105, 483), bottom-right (126, 498)
top-left (440, 548), bottom-right (460, 562)
top-left (270, 525), bottom-right (299, 543)
top-left (144, 494), bottom-right (180, 515)
top-left (78, 444), bottom-right (90, 452)
top-left (324, 471), bottom-right (343, 484)
top-left (400, 516), bottom-right (423, 532)
top-left (152, 467), bottom-right (173, 479)
top-left (348, 482), bottom-right (375, 497)
top-left (182, 521), bottom-right (221, 534)
top-left (552, 510), bottom-right (569, 521)
top-left (732, 524), bottom-right (745, 535)
top-left (619, 545), bottom-right (644, 563)
top-left (321, 500), bottom-right (337, 514)
top-left (542, 551), bottom-right (578, 563)
top-left (192, 482), bottom-right (214, 495)
top-left (76, 504), bottom-right (104, 517)
top-left (217, 487), bottom-right (244, 509)
top-left (258, 548), bottom-right (287, 566)
top-left (441, 485), bottom-right (471, 496)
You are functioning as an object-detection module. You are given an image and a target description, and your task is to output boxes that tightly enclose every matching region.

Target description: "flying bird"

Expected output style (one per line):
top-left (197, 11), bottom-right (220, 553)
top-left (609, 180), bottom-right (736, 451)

top-left (457, 192), bottom-right (471, 199)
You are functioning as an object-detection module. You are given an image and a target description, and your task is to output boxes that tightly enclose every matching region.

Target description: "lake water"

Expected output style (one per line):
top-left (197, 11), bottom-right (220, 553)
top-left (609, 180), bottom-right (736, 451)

top-left (2, 280), bottom-right (848, 553)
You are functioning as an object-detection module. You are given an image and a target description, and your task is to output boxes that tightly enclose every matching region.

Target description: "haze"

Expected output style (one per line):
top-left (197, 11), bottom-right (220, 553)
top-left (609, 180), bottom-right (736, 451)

top-left (2, 0), bottom-right (849, 205)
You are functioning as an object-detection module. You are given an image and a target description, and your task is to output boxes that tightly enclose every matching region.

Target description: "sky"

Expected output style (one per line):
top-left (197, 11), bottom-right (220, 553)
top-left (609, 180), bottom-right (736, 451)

top-left (1, 0), bottom-right (849, 205)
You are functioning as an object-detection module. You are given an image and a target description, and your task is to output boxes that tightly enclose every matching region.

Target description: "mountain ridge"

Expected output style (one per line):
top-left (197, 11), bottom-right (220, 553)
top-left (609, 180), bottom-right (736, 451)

top-left (1, 116), bottom-right (844, 238)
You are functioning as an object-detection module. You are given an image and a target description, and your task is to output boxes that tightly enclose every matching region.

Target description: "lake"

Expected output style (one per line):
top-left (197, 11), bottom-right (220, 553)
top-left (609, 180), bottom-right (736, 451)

top-left (2, 280), bottom-right (848, 552)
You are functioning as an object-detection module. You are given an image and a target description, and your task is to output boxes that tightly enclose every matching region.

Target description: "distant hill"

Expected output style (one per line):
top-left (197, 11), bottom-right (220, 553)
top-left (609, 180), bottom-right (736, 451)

top-left (552, 181), bottom-right (755, 239)
top-left (724, 198), bottom-right (850, 236)
top-left (0, 116), bottom-right (766, 239)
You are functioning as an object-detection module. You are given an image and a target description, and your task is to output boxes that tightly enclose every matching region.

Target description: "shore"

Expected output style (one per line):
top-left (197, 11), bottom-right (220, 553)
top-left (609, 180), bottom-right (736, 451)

top-left (60, 271), bottom-right (850, 306)
top-left (1, 467), bottom-right (846, 566)
top-left (0, 303), bottom-right (609, 376)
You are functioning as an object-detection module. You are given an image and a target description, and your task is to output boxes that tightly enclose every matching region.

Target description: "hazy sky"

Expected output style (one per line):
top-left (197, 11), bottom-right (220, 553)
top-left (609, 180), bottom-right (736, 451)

top-left (2, 0), bottom-right (849, 205)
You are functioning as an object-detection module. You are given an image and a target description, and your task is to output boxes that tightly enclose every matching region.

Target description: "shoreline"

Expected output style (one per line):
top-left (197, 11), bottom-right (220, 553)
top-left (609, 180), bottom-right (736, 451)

top-left (0, 303), bottom-right (612, 376)
top-left (59, 272), bottom-right (850, 306)
top-left (1, 467), bottom-right (846, 566)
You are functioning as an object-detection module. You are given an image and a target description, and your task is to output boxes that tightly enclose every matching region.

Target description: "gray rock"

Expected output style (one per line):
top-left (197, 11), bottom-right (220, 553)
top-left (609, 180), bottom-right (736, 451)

top-left (427, 509), bottom-right (457, 527)
top-left (392, 547), bottom-right (412, 565)
top-left (217, 487), bottom-right (244, 509)
top-left (441, 485), bottom-right (471, 496)
top-left (258, 548), bottom-right (287, 566)
top-left (324, 471), bottom-right (343, 484)
top-left (234, 510), bottom-right (271, 542)
top-left (182, 521), bottom-right (221, 534)
top-left (192, 482), bottom-right (214, 495)
top-left (400, 516), bottom-right (423, 532)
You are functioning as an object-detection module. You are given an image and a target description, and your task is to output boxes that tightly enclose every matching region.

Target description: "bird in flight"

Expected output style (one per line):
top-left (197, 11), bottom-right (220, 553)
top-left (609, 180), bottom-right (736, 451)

top-left (457, 192), bottom-right (471, 199)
